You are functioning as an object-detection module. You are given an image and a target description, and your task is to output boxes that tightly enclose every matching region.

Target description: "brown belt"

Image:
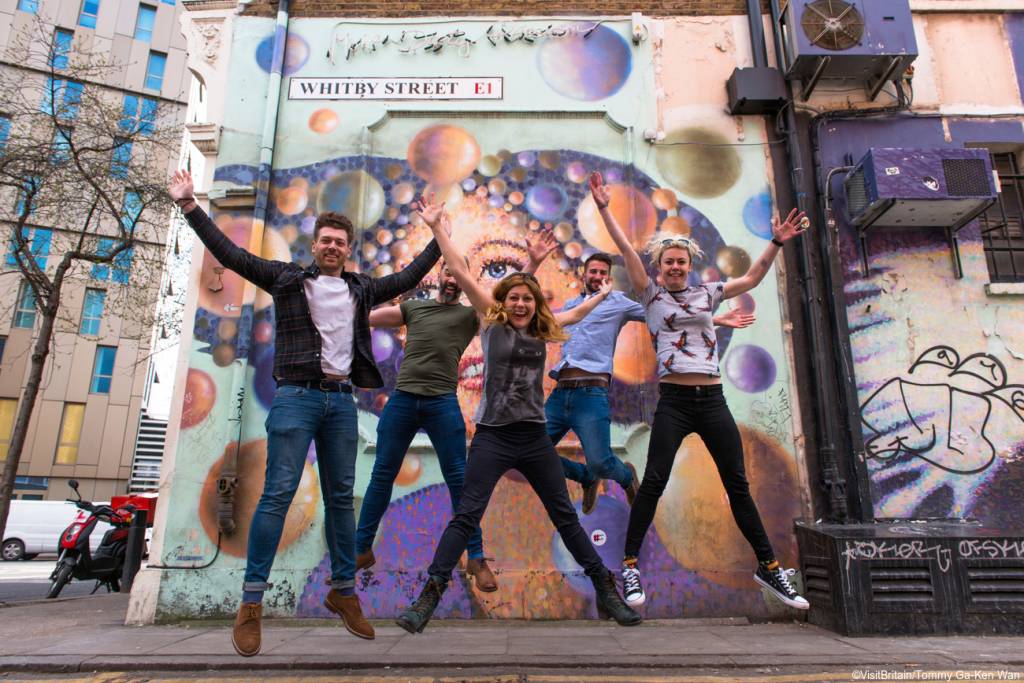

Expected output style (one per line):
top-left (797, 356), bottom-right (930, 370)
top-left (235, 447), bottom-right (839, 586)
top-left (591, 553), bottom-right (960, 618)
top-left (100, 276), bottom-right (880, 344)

top-left (556, 378), bottom-right (608, 390)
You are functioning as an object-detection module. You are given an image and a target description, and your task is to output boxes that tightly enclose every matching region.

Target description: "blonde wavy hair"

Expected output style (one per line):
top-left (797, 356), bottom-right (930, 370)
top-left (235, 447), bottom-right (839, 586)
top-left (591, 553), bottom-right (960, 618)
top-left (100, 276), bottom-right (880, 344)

top-left (644, 232), bottom-right (704, 266)
top-left (484, 273), bottom-right (568, 343)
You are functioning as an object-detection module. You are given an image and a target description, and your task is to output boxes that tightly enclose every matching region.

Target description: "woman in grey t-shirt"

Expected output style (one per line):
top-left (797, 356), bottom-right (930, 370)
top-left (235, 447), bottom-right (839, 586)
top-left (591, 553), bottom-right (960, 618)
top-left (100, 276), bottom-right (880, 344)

top-left (584, 171), bottom-right (813, 613)
top-left (394, 204), bottom-right (641, 633)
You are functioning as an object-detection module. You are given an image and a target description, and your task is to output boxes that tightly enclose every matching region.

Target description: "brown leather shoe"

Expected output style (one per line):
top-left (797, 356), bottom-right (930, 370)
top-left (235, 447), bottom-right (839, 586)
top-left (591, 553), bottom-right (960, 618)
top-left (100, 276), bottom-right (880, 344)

top-left (466, 557), bottom-right (498, 592)
top-left (324, 590), bottom-right (375, 640)
top-left (582, 479), bottom-right (599, 515)
top-left (624, 462), bottom-right (640, 506)
top-left (356, 549), bottom-right (376, 571)
top-left (231, 602), bottom-right (262, 657)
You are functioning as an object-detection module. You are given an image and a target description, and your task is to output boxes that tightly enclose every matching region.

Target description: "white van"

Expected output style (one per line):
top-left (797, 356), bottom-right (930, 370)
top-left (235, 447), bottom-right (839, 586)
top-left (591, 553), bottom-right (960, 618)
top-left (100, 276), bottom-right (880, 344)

top-left (2, 500), bottom-right (80, 561)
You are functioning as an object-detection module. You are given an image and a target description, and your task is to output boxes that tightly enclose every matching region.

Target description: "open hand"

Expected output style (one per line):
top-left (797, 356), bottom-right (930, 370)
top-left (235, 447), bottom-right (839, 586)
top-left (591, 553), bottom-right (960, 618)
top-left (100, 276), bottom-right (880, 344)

top-left (715, 307), bottom-right (756, 329)
top-left (169, 170), bottom-right (194, 201)
top-left (525, 229), bottom-right (557, 266)
top-left (589, 171), bottom-right (610, 209)
top-left (771, 208), bottom-right (809, 244)
top-left (412, 192), bottom-right (445, 228)
top-left (594, 278), bottom-right (613, 299)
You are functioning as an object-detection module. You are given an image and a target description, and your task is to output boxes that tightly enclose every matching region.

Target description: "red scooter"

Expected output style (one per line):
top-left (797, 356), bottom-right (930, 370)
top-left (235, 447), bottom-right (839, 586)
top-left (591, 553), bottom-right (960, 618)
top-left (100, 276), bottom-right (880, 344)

top-left (47, 480), bottom-right (135, 599)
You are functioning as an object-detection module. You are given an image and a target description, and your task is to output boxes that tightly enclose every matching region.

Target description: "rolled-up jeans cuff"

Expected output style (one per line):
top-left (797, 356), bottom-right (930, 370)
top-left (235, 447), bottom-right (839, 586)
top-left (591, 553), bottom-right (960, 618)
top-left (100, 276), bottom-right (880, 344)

top-left (242, 581), bottom-right (269, 592)
top-left (330, 579), bottom-right (355, 590)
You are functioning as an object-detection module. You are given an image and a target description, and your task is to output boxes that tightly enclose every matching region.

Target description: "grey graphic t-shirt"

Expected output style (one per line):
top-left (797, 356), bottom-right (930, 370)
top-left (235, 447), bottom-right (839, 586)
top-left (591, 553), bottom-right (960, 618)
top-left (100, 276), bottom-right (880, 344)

top-left (638, 280), bottom-right (726, 378)
top-left (473, 323), bottom-right (547, 426)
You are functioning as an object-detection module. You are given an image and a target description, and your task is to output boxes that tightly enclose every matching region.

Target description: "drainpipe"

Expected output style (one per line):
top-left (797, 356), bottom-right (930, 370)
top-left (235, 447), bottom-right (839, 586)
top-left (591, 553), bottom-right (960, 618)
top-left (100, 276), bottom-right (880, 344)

top-left (216, 0), bottom-right (291, 536)
top-left (762, 1), bottom-right (851, 523)
top-left (746, 0), bottom-right (768, 69)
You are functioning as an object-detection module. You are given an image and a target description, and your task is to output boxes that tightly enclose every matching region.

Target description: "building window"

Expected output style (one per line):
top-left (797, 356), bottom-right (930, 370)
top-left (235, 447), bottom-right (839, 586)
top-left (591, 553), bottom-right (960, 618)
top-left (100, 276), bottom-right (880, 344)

top-left (121, 95), bottom-right (157, 135)
top-left (0, 398), bottom-right (16, 461)
top-left (135, 5), bottom-right (155, 43)
top-left (980, 152), bottom-right (1024, 283)
top-left (111, 138), bottom-right (131, 178)
top-left (17, 0), bottom-right (38, 14)
top-left (20, 494), bottom-right (44, 500)
top-left (51, 29), bottom-right (73, 69)
top-left (161, 0), bottom-right (174, 4)
top-left (78, 0), bottom-right (100, 29)
top-left (13, 176), bottom-right (39, 218)
top-left (6, 227), bottom-right (51, 270)
top-left (54, 403), bottom-right (85, 465)
top-left (13, 281), bottom-right (36, 329)
top-left (51, 126), bottom-right (72, 163)
top-left (0, 115), bottom-right (10, 150)
top-left (144, 51), bottom-right (166, 91)
top-left (80, 288), bottom-right (105, 335)
top-left (41, 78), bottom-right (83, 120)
top-left (89, 346), bottom-right (116, 394)
top-left (90, 238), bottom-right (131, 284)
top-left (0, 336), bottom-right (5, 363)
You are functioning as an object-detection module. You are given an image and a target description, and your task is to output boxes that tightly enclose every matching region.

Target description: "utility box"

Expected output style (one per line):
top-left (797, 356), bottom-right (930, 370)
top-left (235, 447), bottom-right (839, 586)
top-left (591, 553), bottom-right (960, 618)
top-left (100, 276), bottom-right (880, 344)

top-left (797, 521), bottom-right (1024, 635)
top-left (726, 67), bottom-right (788, 115)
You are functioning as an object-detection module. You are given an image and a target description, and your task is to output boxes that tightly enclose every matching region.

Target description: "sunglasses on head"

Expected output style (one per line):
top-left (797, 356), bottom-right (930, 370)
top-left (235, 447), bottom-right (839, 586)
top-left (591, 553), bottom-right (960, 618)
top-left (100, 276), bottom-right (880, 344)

top-left (660, 237), bottom-right (693, 247)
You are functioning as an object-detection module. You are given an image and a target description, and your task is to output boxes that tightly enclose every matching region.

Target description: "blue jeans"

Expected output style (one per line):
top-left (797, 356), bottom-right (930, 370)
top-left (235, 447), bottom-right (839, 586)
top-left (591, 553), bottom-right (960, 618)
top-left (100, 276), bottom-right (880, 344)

top-left (356, 390), bottom-right (484, 560)
top-left (545, 386), bottom-right (634, 489)
top-left (243, 384), bottom-right (358, 592)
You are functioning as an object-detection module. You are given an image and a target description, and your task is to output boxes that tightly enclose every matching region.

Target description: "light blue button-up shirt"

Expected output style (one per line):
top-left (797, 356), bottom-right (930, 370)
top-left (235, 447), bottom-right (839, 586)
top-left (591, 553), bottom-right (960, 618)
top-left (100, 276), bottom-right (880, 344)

top-left (551, 290), bottom-right (647, 379)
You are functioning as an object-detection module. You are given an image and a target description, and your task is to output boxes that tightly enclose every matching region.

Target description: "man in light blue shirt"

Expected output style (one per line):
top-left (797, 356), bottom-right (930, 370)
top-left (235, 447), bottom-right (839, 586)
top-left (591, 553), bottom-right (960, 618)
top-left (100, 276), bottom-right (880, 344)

top-left (547, 253), bottom-right (645, 513)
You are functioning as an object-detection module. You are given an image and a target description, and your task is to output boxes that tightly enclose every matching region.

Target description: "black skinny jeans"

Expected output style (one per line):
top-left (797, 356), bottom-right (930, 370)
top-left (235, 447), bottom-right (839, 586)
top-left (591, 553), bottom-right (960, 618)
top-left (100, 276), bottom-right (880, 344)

top-left (624, 384), bottom-right (775, 563)
top-left (428, 421), bottom-right (605, 581)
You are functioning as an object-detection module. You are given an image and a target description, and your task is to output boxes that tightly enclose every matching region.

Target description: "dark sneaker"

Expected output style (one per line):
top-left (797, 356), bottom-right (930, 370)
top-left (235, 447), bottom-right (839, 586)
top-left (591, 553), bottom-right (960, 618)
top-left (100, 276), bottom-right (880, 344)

top-left (395, 576), bottom-right (447, 634)
top-left (582, 479), bottom-right (599, 515)
top-left (623, 462), bottom-right (640, 506)
top-left (754, 563), bottom-right (810, 610)
top-left (621, 559), bottom-right (645, 607)
top-left (591, 568), bottom-right (642, 626)
top-left (466, 557), bottom-right (498, 592)
top-left (356, 549), bottom-right (376, 572)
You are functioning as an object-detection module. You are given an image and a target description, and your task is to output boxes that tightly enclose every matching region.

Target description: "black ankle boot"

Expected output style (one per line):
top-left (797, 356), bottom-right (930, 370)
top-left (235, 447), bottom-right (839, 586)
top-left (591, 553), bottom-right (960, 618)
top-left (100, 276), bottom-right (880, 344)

top-left (591, 568), bottom-right (642, 626)
top-left (395, 576), bottom-right (447, 634)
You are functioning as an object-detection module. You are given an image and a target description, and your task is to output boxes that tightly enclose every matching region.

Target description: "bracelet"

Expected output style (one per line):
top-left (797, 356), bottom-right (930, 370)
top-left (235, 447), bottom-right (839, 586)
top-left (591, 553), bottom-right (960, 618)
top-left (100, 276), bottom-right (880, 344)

top-left (174, 196), bottom-right (196, 206)
top-left (771, 237), bottom-right (784, 248)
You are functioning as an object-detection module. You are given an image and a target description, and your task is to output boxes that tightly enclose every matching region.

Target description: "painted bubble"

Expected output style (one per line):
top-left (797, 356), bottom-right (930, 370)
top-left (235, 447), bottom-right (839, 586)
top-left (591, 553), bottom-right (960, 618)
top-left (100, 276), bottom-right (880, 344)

top-left (316, 170), bottom-right (385, 230)
top-left (488, 178), bottom-right (507, 195)
top-left (553, 222), bottom-right (574, 243)
top-left (180, 368), bottom-right (216, 429)
top-left (308, 108), bottom-right (339, 134)
top-left (256, 33), bottom-right (310, 76)
top-left (488, 194), bottom-right (505, 208)
top-left (724, 344), bottom-right (777, 393)
top-left (731, 292), bottom-right (756, 314)
top-left (510, 167), bottom-right (527, 183)
top-left (478, 155), bottom-right (502, 177)
top-left (701, 266), bottom-right (721, 283)
top-left (372, 329), bottom-right (395, 362)
top-left (526, 185), bottom-right (569, 221)
top-left (251, 344), bottom-right (277, 409)
top-left (407, 124), bottom-right (481, 185)
top-left (603, 166), bottom-right (624, 184)
top-left (254, 320), bottom-right (274, 345)
top-left (651, 187), bottom-right (678, 211)
top-left (743, 190), bottom-right (774, 240)
top-left (275, 186), bottom-right (307, 215)
top-left (385, 163), bottom-right (404, 181)
top-left (391, 182), bottom-right (415, 205)
top-left (299, 215), bottom-right (316, 235)
top-left (217, 319), bottom-right (238, 341)
top-left (497, 149), bottom-right (512, 162)
top-left (395, 454), bottom-right (422, 486)
top-left (566, 161), bottom-right (588, 183)
top-left (657, 127), bottom-right (742, 198)
top-left (660, 215), bottom-right (691, 237)
top-left (508, 191), bottom-right (525, 205)
top-left (716, 246), bottom-right (752, 278)
top-left (613, 322), bottom-right (657, 384)
top-left (564, 241), bottom-right (583, 258)
top-left (254, 228), bottom-right (293, 312)
top-left (462, 178), bottom-right (477, 192)
top-left (539, 151), bottom-right (561, 170)
top-left (536, 25), bottom-right (631, 101)
top-left (211, 343), bottom-right (235, 367)
top-left (376, 229), bottom-right (393, 246)
top-left (517, 151), bottom-right (536, 167)
top-left (577, 185), bottom-right (657, 254)
top-left (362, 242), bottom-right (378, 260)
top-left (279, 225), bottom-right (298, 244)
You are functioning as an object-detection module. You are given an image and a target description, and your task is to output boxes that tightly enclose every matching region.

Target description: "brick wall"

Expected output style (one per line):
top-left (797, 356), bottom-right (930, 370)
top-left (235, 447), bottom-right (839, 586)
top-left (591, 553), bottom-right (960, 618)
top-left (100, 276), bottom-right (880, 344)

top-left (241, 1), bottom-right (768, 18)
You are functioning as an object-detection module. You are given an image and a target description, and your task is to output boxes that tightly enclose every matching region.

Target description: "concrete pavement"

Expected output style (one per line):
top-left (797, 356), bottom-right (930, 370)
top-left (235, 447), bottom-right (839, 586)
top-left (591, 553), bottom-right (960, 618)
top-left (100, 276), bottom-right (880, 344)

top-left (0, 593), bottom-right (1022, 678)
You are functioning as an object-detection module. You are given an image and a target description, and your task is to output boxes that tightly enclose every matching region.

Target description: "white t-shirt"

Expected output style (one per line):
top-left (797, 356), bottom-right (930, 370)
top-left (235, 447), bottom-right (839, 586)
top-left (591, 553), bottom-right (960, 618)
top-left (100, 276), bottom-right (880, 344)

top-left (303, 275), bottom-right (355, 377)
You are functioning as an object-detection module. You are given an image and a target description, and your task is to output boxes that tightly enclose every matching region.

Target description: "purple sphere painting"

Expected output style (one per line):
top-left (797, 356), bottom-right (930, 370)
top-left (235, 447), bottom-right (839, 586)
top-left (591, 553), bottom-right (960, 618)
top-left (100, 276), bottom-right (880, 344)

top-left (723, 344), bottom-right (777, 393)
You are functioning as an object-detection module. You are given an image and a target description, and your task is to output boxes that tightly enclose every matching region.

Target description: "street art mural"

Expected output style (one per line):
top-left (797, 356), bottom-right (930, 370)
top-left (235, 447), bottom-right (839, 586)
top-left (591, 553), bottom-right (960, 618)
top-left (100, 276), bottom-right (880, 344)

top-left (153, 17), bottom-right (804, 620)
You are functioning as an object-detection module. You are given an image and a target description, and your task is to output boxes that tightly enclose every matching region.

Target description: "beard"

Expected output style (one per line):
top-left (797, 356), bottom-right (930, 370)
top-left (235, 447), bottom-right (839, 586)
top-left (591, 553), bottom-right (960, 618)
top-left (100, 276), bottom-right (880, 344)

top-left (439, 284), bottom-right (461, 303)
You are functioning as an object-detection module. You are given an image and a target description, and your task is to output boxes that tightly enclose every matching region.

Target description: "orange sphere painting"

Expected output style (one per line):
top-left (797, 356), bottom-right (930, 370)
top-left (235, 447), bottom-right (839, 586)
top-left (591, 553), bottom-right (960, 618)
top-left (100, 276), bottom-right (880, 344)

top-left (180, 368), bottom-right (216, 429)
top-left (653, 425), bottom-right (801, 589)
top-left (407, 124), bottom-right (481, 185)
top-left (395, 454), bottom-right (422, 486)
top-left (275, 186), bottom-right (307, 215)
top-left (612, 322), bottom-right (657, 385)
top-left (577, 185), bottom-right (657, 254)
top-left (308, 108), bottom-right (339, 134)
top-left (199, 440), bottom-right (320, 558)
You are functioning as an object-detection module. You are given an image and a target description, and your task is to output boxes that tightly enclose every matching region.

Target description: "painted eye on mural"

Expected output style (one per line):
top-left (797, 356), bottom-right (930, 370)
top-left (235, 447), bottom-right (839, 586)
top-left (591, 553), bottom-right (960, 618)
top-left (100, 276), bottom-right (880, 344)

top-left (480, 256), bottom-right (524, 282)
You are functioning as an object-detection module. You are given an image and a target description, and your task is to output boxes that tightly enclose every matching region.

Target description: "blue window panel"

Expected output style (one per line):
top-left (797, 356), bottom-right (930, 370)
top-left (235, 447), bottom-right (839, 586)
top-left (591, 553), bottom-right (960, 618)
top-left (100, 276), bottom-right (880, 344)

top-left (51, 29), bottom-right (73, 69)
top-left (135, 5), bottom-right (155, 43)
top-left (91, 237), bottom-right (113, 280)
top-left (122, 190), bottom-right (142, 227)
top-left (79, 289), bottom-right (105, 335)
top-left (0, 116), bottom-right (10, 150)
top-left (89, 346), bottom-right (116, 394)
top-left (79, 0), bottom-right (100, 29)
top-left (17, 0), bottom-right (39, 13)
top-left (120, 96), bottom-right (157, 134)
top-left (52, 126), bottom-right (72, 163)
top-left (0, 336), bottom-right (5, 363)
top-left (41, 79), bottom-right (83, 119)
top-left (30, 228), bottom-right (51, 269)
top-left (5, 227), bottom-right (29, 268)
top-left (112, 247), bottom-right (132, 284)
top-left (13, 283), bottom-right (36, 329)
top-left (144, 52), bottom-right (166, 91)
top-left (111, 139), bottom-right (131, 178)
top-left (160, 0), bottom-right (174, 4)
top-left (14, 177), bottom-right (38, 218)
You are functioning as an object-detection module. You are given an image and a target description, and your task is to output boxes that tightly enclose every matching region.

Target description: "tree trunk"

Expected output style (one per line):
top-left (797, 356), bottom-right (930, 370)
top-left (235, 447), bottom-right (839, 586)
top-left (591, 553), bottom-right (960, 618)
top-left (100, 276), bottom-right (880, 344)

top-left (0, 289), bottom-right (60, 540)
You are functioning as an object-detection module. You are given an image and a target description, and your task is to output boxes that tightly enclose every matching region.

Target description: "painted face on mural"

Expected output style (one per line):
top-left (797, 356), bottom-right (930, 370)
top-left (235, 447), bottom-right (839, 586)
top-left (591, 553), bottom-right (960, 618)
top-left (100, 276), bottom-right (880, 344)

top-left (311, 226), bottom-right (352, 275)
top-left (659, 246), bottom-right (691, 290)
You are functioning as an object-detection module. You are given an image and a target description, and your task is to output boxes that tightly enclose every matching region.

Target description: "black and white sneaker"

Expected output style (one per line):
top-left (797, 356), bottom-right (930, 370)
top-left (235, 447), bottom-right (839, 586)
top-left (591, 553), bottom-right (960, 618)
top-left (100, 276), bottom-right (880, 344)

top-left (621, 561), bottom-right (645, 607)
top-left (754, 563), bottom-right (810, 610)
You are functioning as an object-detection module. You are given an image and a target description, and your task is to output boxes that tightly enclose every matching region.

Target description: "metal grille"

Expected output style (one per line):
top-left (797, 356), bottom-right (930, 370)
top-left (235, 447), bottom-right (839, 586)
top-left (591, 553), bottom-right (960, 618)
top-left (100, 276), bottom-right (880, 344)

top-left (844, 165), bottom-right (869, 218)
top-left (942, 158), bottom-right (991, 196)
top-left (870, 565), bottom-right (935, 607)
top-left (980, 153), bottom-right (1024, 283)
top-left (800, 0), bottom-right (865, 51)
top-left (966, 566), bottom-right (1024, 605)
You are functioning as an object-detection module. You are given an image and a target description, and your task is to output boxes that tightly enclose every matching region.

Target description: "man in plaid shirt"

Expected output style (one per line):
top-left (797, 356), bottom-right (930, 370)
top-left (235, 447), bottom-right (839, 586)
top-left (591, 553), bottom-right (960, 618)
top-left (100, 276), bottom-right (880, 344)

top-left (169, 171), bottom-right (442, 655)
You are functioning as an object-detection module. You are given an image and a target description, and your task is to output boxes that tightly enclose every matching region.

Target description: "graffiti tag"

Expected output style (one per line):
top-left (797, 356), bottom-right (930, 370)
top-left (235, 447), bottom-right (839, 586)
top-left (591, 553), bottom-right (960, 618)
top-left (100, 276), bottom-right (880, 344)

top-left (842, 540), bottom-right (952, 573)
top-left (750, 387), bottom-right (792, 443)
top-left (959, 539), bottom-right (1024, 560)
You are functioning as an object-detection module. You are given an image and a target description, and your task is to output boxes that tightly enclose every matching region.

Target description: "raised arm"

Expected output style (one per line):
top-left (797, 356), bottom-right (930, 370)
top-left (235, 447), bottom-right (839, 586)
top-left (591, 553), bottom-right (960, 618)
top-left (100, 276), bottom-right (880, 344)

top-left (523, 229), bottom-right (556, 275)
top-left (419, 204), bottom-right (494, 315)
top-left (366, 231), bottom-right (442, 306)
top-left (723, 208), bottom-right (807, 299)
top-left (590, 172), bottom-right (649, 293)
top-left (168, 170), bottom-right (282, 291)
top-left (555, 279), bottom-right (612, 326)
top-left (713, 308), bottom-right (755, 329)
top-left (369, 304), bottom-right (405, 328)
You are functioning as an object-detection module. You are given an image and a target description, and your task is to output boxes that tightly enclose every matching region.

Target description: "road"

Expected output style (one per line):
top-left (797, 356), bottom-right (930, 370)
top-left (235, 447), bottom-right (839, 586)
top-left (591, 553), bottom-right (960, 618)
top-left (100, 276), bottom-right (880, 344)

top-left (0, 556), bottom-right (108, 603)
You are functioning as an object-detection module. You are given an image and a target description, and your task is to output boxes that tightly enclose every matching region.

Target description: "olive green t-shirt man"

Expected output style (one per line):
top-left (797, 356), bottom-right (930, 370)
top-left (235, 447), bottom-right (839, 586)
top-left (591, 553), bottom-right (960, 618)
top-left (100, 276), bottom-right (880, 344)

top-left (396, 299), bottom-right (479, 396)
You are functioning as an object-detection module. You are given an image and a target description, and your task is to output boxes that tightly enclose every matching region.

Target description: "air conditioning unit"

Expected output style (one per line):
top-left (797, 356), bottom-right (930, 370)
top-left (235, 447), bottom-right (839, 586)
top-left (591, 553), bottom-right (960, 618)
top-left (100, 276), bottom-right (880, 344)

top-left (779, 0), bottom-right (918, 100)
top-left (843, 148), bottom-right (998, 278)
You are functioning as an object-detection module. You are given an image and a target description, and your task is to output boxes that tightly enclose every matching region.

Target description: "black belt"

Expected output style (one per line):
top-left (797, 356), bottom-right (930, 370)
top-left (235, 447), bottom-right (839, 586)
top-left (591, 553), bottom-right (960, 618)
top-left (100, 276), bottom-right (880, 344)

top-left (279, 379), bottom-right (352, 393)
top-left (659, 382), bottom-right (723, 396)
top-left (556, 378), bottom-right (608, 390)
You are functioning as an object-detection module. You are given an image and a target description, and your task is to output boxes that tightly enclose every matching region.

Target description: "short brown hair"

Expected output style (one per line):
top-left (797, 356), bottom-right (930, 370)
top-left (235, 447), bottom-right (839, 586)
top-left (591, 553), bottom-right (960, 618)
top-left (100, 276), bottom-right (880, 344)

top-left (314, 212), bottom-right (355, 244)
top-left (583, 252), bottom-right (613, 271)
